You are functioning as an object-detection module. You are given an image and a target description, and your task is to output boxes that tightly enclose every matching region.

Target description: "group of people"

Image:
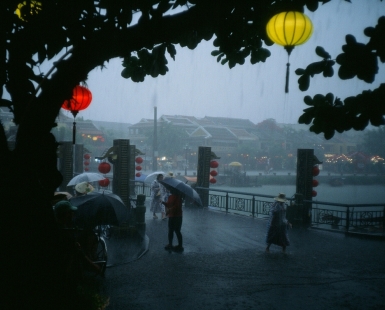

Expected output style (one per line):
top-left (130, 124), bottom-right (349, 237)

top-left (149, 172), bottom-right (292, 254)
top-left (150, 173), bottom-right (184, 252)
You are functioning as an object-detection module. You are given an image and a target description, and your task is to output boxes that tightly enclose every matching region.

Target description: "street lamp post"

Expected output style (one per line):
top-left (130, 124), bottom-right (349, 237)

top-left (184, 143), bottom-right (191, 176)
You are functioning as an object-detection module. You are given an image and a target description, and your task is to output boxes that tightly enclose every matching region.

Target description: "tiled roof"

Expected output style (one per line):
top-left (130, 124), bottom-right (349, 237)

top-left (60, 120), bottom-right (104, 135)
top-left (229, 128), bottom-right (257, 140)
top-left (203, 126), bottom-right (237, 140)
top-left (203, 116), bottom-right (255, 128)
top-left (93, 121), bottom-right (131, 132)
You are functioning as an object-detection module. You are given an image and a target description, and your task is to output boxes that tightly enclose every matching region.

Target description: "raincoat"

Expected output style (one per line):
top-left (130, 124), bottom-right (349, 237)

top-left (265, 201), bottom-right (290, 247)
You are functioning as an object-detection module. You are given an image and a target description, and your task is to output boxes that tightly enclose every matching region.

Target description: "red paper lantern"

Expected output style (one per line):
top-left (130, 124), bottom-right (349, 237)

top-left (62, 85), bottom-right (92, 117)
top-left (136, 172), bottom-right (141, 177)
top-left (312, 179), bottom-right (319, 187)
top-left (98, 162), bottom-right (111, 174)
top-left (135, 157), bottom-right (143, 164)
top-left (135, 165), bottom-right (142, 171)
top-left (84, 161), bottom-right (90, 166)
top-left (210, 170), bottom-right (218, 177)
top-left (99, 178), bottom-right (110, 187)
top-left (312, 190), bottom-right (317, 197)
top-left (312, 166), bottom-right (320, 176)
top-left (84, 154), bottom-right (90, 160)
top-left (84, 167), bottom-right (89, 171)
top-left (210, 161), bottom-right (219, 168)
top-left (209, 178), bottom-right (217, 184)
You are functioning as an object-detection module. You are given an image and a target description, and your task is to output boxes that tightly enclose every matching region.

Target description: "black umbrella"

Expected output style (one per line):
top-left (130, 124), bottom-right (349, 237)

top-left (70, 192), bottom-right (130, 229)
top-left (160, 177), bottom-right (202, 207)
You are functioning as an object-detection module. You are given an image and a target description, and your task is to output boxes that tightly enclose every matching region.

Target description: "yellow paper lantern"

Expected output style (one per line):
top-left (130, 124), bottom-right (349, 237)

top-left (15, 1), bottom-right (42, 22)
top-left (266, 11), bottom-right (313, 93)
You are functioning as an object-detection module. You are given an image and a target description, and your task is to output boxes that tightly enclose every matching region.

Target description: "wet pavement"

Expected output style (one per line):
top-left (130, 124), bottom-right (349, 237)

top-left (102, 206), bottom-right (385, 310)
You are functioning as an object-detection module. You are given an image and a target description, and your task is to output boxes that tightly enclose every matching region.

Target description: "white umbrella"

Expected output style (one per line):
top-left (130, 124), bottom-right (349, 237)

top-left (144, 171), bottom-right (166, 183)
top-left (67, 172), bottom-right (105, 186)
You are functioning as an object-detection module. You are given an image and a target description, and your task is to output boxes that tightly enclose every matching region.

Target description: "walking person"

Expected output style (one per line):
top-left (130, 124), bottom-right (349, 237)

top-left (160, 172), bottom-right (173, 219)
top-left (163, 188), bottom-right (184, 252)
top-left (150, 174), bottom-right (164, 219)
top-left (265, 193), bottom-right (292, 253)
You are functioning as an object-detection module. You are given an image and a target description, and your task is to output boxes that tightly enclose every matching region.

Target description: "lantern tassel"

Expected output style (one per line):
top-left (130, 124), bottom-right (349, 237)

top-left (72, 120), bottom-right (76, 145)
top-left (285, 62), bottom-right (290, 93)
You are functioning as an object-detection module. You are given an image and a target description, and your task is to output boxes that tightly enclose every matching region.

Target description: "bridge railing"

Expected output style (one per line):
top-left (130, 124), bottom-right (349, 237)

top-left (309, 200), bottom-right (385, 236)
top-left (134, 183), bottom-right (384, 238)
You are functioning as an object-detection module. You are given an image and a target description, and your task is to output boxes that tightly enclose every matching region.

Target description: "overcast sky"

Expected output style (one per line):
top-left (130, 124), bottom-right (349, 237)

top-left (72, 1), bottom-right (385, 126)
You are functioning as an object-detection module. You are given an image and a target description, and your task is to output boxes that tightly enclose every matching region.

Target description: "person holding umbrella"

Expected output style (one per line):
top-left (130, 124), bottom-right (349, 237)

top-left (162, 188), bottom-right (184, 252)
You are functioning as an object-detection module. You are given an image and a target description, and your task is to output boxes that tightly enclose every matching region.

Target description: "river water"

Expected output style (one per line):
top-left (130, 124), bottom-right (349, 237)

top-left (209, 184), bottom-right (385, 205)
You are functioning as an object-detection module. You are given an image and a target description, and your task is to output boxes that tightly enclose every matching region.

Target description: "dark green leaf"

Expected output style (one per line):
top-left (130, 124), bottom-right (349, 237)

top-left (298, 74), bottom-right (310, 91)
top-left (304, 96), bottom-right (313, 106)
top-left (315, 46), bottom-right (330, 59)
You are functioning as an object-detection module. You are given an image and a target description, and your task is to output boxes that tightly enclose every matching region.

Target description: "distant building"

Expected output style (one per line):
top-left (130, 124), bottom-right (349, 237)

top-left (127, 114), bottom-right (364, 160)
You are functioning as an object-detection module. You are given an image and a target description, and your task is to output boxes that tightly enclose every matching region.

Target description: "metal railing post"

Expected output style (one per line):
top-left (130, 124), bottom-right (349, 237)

top-left (226, 192), bottom-right (229, 214)
top-left (346, 206), bottom-right (350, 232)
top-left (252, 195), bottom-right (255, 218)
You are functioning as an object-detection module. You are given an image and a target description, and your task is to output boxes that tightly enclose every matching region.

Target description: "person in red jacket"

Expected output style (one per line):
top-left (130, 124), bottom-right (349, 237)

top-left (162, 188), bottom-right (184, 252)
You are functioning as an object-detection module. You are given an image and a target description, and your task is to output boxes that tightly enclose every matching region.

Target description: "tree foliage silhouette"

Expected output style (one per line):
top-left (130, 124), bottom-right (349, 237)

top-left (0, 0), bottom-right (383, 308)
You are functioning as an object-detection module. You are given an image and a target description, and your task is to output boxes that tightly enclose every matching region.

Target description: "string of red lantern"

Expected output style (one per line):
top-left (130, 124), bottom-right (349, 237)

top-left (210, 160), bottom-right (219, 184)
top-left (135, 156), bottom-right (143, 178)
top-left (83, 153), bottom-right (91, 172)
top-left (98, 161), bottom-right (111, 187)
top-left (312, 166), bottom-right (320, 197)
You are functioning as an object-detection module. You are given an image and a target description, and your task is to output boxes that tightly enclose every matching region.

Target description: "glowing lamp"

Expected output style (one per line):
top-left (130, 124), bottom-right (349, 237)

top-left (98, 162), bottom-right (111, 174)
top-left (210, 161), bottom-right (219, 168)
top-left (266, 11), bottom-right (313, 93)
top-left (15, 1), bottom-right (42, 21)
top-left (135, 157), bottom-right (143, 164)
top-left (61, 85), bottom-right (92, 145)
top-left (210, 170), bottom-right (218, 177)
top-left (62, 85), bottom-right (92, 118)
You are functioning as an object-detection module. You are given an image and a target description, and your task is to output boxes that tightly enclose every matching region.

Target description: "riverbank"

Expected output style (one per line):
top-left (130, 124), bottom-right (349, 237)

top-left (214, 173), bottom-right (385, 186)
top-left (209, 184), bottom-right (385, 205)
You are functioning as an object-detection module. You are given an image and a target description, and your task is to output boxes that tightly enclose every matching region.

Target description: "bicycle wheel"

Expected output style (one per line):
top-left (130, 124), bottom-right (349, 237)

top-left (95, 236), bottom-right (108, 263)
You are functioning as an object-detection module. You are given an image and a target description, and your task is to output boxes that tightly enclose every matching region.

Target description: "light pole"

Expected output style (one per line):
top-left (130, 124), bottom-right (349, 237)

top-left (184, 143), bottom-right (191, 176)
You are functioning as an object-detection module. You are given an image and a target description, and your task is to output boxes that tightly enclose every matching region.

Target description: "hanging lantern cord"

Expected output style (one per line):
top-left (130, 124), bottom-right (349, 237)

top-left (284, 46), bottom-right (294, 94)
top-left (72, 120), bottom-right (76, 145)
top-left (285, 62), bottom-right (290, 93)
top-left (71, 111), bottom-right (79, 145)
